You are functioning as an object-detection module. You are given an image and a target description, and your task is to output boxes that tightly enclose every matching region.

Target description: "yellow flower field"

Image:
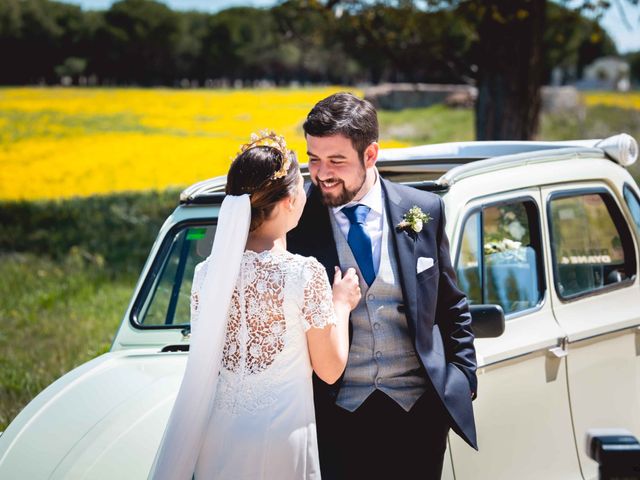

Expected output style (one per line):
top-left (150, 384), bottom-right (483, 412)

top-left (583, 91), bottom-right (640, 110)
top-left (3, 88), bottom-right (638, 201)
top-left (0, 87), bottom-right (407, 201)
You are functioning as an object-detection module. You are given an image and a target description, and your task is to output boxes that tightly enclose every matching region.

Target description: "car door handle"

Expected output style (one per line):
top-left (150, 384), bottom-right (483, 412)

top-left (548, 346), bottom-right (568, 358)
top-left (545, 342), bottom-right (568, 382)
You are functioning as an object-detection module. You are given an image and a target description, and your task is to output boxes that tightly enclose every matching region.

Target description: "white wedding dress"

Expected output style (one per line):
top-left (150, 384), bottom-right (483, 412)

top-left (189, 249), bottom-right (336, 479)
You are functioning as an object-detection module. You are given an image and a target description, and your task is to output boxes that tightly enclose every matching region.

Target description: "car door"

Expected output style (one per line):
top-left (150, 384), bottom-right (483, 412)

top-left (447, 189), bottom-right (582, 480)
top-left (541, 182), bottom-right (640, 480)
top-left (112, 204), bottom-right (220, 350)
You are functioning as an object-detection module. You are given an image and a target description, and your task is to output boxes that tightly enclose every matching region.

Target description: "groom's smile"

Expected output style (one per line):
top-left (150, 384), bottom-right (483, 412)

top-left (318, 178), bottom-right (341, 190)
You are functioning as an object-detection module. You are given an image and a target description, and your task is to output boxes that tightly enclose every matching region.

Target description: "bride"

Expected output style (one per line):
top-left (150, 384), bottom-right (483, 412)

top-left (149, 131), bottom-right (361, 479)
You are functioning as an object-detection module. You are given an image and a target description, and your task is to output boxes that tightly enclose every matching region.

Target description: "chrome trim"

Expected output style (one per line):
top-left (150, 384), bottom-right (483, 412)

top-left (377, 138), bottom-right (605, 162)
top-left (502, 293), bottom-right (548, 322)
top-left (441, 148), bottom-right (605, 186)
top-left (478, 325), bottom-right (640, 374)
top-left (478, 342), bottom-right (562, 371)
top-left (568, 323), bottom-right (640, 348)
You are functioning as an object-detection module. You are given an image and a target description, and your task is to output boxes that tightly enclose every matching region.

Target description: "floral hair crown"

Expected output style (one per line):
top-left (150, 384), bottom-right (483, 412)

top-left (238, 130), bottom-right (292, 180)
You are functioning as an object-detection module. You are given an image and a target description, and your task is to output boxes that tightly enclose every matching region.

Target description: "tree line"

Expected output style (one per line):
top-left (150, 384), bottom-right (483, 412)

top-left (0, 0), bottom-right (622, 87)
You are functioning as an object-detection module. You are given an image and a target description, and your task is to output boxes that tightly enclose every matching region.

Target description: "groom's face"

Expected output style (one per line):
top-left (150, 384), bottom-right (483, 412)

top-left (306, 134), bottom-right (376, 207)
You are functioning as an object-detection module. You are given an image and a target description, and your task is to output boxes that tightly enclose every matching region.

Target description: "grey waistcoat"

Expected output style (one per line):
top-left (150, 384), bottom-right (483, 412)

top-left (330, 207), bottom-right (427, 412)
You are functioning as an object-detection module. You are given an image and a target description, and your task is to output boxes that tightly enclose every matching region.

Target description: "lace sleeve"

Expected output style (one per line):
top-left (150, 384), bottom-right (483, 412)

top-left (190, 260), bottom-right (208, 334)
top-left (300, 257), bottom-right (337, 332)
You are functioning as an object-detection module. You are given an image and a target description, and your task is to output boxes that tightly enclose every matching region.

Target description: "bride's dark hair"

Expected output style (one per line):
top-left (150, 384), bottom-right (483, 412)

top-left (226, 146), bottom-right (300, 232)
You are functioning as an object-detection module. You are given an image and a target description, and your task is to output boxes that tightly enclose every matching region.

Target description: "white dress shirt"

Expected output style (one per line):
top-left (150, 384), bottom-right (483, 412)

top-left (331, 170), bottom-right (384, 274)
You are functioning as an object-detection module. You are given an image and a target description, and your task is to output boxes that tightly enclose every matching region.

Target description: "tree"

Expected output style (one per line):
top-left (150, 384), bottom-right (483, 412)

top-left (325, 0), bottom-right (636, 140)
top-left (340, 3), bottom-right (475, 83)
top-left (55, 56), bottom-right (87, 84)
top-left (198, 7), bottom-right (277, 82)
top-left (628, 50), bottom-right (640, 85)
top-left (272, 0), bottom-right (360, 84)
top-left (463, 0), bottom-right (546, 140)
top-left (466, 0), bottom-right (630, 139)
top-left (0, 0), bottom-right (25, 84)
top-left (94, 0), bottom-right (181, 85)
top-left (543, 3), bottom-right (616, 85)
top-left (2, 0), bottom-right (66, 84)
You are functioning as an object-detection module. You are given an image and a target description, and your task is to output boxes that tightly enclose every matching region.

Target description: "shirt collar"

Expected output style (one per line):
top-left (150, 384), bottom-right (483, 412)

top-left (332, 168), bottom-right (383, 217)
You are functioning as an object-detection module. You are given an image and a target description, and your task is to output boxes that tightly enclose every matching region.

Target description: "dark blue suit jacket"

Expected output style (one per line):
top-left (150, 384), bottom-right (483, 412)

top-left (287, 178), bottom-right (478, 449)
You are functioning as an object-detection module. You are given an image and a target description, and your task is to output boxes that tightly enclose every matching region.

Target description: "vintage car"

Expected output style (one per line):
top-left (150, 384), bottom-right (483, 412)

top-left (0, 134), bottom-right (638, 480)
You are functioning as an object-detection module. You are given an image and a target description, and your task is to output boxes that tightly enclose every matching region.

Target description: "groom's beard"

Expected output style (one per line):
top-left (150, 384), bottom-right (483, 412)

top-left (316, 175), bottom-right (366, 207)
top-left (314, 161), bottom-right (367, 207)
top-left (316, 179), bottom-right (356, 207)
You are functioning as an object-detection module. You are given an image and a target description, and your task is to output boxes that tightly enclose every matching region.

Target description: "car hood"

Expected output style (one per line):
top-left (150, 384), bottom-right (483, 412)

top-left (0, 349), bottom-right (186, 479)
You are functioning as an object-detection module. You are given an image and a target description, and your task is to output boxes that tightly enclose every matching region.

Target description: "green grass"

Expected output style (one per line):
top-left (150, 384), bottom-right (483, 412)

top-left (540, 104), bottom-right (640, 142)
top-left (0, 253), bottom-right (136, 431)
top-left (379, 104), bottom-right (475, 145)
top-left (0, 188), bottom-right (180, 272)
top-left (0, 188), bottom-right (179, 430)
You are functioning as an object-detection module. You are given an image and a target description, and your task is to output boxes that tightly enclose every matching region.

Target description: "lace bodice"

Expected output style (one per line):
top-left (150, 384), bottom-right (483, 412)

top-left (190, 250), bottom-right (336, 414)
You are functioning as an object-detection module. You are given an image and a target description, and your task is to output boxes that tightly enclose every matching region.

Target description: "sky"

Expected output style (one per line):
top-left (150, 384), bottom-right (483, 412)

top-left (59, 0), bottom-right (640, 54)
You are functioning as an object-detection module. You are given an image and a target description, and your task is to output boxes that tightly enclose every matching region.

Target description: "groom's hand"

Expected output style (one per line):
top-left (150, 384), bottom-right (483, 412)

top-left (332, 267), bottom-right (361, 311)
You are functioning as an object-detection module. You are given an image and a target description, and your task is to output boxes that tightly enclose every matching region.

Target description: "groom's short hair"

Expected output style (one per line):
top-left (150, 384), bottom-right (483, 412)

top-left (303, 92), bottom-right (379, 162)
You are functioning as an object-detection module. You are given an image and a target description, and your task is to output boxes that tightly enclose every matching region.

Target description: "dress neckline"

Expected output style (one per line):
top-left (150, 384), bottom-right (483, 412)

top-left (243, 248), bottom-right (289, 258)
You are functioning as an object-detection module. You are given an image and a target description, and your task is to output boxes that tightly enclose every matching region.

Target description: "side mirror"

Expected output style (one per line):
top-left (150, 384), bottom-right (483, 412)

top-left (470, 304), bottom-right (505, 338)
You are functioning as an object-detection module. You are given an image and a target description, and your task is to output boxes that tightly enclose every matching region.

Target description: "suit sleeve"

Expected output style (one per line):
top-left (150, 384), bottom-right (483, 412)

top-left (434, 196), bottom-right (478, 398)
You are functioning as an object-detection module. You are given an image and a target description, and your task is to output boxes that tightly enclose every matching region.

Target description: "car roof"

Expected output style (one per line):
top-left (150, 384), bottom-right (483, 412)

top-left (179, 134), bottom-right (638, 205)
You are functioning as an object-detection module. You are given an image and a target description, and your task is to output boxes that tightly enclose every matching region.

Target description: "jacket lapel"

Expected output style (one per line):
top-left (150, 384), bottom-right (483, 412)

top-left (293, 179), bottom-right (418, 335)
top-left (381, 179), bottom-right (418, 337)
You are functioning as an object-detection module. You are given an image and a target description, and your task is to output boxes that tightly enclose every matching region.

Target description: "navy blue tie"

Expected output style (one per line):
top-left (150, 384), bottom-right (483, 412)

top-left (342, 204), bottom-right (375, 286)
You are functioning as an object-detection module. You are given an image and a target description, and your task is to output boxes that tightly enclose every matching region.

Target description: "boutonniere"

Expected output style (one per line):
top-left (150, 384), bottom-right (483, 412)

top-left (396, 206), bottom-right (432, 234)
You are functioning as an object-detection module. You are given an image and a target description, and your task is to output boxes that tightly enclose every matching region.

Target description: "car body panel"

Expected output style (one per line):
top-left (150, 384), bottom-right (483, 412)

top-left (444, 186), bottom-right (581, 479)
top-left (449, 352), bottom-right (581, 480)
top-left (0, 350), bottom-right (183, 478)
top-left (563, 330), bottom-right (640, 480)
top-left (539, 182), bottom-right (640, 480)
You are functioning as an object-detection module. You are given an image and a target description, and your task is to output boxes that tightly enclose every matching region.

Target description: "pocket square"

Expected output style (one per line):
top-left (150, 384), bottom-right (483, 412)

top-left (417, 256), bottom-right (434, 274)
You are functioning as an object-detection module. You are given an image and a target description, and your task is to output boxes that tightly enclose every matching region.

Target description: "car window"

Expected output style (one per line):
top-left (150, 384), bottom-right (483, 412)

top-left (548, 191), bottom-right (634, 299)
top-left (456, 199), bottom-right (543, 317)
top-left (136, 223), bottom-right (215, 327)
top-left (457, 212), bottom-right (482, 305)
top-left (623, 184), bottom-right (640, 235)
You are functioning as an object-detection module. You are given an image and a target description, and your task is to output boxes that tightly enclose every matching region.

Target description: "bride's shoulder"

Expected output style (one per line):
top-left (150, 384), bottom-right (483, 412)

top-left (286, 251), bottom-right (318, 264)
top-left (285, 253), bottom-right (325, 277)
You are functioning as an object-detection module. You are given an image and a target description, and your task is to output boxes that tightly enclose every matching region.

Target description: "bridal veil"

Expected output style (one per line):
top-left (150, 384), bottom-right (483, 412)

top-left (148, 194), bottom-right (251, 480)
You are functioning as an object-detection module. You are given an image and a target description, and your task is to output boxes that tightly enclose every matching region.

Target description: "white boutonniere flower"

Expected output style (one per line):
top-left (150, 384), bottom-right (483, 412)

top-left (396, 206), bottom-right (431, 234)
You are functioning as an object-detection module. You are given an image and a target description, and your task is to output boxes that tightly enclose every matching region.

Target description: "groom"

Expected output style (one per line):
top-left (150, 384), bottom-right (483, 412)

top-left (288, 92), bottom-right (477, 479)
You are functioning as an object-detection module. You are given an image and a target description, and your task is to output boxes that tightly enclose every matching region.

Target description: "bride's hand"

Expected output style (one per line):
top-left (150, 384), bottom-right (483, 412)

top-left (332, 266), bottom-right (361, 311)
